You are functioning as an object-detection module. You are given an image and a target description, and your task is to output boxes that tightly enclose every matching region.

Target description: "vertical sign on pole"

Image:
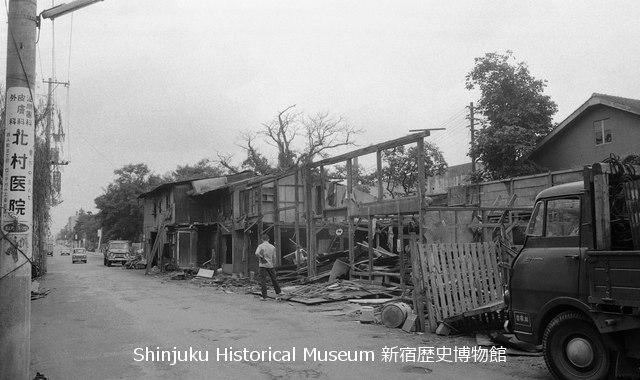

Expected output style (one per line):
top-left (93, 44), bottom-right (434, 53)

top-left (0, 87), bottom-right (34, 278)
top-left (1, 1), bottom-right (37, 377)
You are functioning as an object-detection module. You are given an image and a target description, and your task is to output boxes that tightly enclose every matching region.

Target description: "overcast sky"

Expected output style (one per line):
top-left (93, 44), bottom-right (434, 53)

top-left (1, 0), bottom-right (640, 233)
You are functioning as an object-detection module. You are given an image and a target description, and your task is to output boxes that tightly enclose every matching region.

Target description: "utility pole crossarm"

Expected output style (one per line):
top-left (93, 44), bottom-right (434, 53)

top-left (41, 0), bottom-right (104, 20)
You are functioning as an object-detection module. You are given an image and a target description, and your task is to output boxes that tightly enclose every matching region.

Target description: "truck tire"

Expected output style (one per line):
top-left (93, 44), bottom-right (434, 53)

top-left (107, 260), bottom-right (111, 267)
top-left (543, 311), bottom-right (611, 380)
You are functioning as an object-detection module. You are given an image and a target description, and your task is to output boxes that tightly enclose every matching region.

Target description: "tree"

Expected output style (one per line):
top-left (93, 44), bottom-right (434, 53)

top-left (262, 104), bottom-right (300, 170)
top-left (380, 142), bottom-right (447, 198)
top-left (94, 163), bottom-right (161, 242)
top-left (170, 158), bottom-right (224, 181)
top-left (73, 209), bottom-right (101, 250)
top-left (232, 105), bottom-right (362, 172)
top-left (466, 51), bottom-right (558, 180)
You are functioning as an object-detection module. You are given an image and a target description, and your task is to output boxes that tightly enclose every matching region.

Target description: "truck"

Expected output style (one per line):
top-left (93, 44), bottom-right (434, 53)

top-left (103, 240), bottom-right (132, 267)
top-left (505, 162), bottom-right (640, 379)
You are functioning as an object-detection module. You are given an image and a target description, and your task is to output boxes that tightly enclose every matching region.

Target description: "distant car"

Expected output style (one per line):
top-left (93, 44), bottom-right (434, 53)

top-left (61, 248), bottom-right (70, 256)
top-left (72, 248), bottom-right (87, 264)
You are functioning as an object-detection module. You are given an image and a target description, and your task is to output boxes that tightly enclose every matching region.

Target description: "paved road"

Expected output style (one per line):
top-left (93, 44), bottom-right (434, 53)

top-left (30, 245), bottom-right (551, 380)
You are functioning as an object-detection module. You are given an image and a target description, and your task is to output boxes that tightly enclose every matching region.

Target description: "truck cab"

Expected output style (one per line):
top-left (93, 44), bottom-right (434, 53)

top-left (103, 240), bottom-right (132, 267)
top-left (508, 181), bottom-right (588, 344)
top-left (507, 164), bottom-right (640, 380)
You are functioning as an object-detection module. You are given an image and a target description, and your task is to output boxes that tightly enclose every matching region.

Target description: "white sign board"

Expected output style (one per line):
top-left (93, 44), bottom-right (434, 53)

top-left (0, 87), bottom-right (34, 278)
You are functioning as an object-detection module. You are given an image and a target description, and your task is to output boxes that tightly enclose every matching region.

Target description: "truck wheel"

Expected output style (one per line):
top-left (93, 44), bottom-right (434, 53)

top-left (543, 311), bottom-right (611, 380)
top-left (107, 261), bottom-right (111, 267)
top-left (103, 258), bottom-right (107, 266)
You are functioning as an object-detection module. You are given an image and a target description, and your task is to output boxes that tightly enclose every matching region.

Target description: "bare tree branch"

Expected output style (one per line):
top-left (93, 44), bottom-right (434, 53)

top-left (214, 152), bottom-right (239, 174)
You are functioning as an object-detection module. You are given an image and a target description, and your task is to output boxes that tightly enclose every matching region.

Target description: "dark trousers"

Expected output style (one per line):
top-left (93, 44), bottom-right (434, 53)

top-left (260, 267), bottom-right (281, 298)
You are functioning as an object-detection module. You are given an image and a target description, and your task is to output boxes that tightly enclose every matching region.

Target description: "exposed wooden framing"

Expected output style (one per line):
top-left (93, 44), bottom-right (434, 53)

top-left (294, 170), bottom-right (301, 272)
top-left (262, 224), bottom-right (274, 234)
top-left (377, 150), bottom-right (383, 200)
top-left (274, 205), bottom-right (297, 212)
top-left (320, 165), bottom-right (326, 212)
top-left (304, 166), bottom-right (316, 276)
top-left (347, 158), bottom-right (355, 276)
top-left (417, 138), bottom-right (425, 245)
top-left (309, 131), bottom-right (430, 168)
top-left (368, 215), bottom-right (374, 282)
top-left (350, 197), bottom-right (420, 217)
top-left (323, 207), bottom-right (348, 219)
top-left (257, 185), bottom-right (264, 260)
top-left (243, 233), bottom-right (249, 276)
top-left (243, 216), bottom-right (261, 232)
top-left (273, 178), bottom-right (281, 266)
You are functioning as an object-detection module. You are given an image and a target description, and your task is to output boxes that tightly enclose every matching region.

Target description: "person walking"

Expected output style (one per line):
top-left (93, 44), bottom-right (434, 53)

top-left (255, 234), bottom-right (282, 300)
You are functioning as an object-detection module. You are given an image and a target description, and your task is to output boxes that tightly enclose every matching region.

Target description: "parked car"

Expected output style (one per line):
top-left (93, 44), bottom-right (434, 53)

top-left (44, 242), bottom-right (54, 256)
top-left (71, 248), bottom-right (87, 264)
top-left (103, 240), bottom-right (132, 267)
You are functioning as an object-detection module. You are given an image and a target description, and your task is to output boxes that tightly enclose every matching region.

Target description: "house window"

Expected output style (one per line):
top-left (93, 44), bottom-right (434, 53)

top-left (594, 119), bottom-right (611, 146)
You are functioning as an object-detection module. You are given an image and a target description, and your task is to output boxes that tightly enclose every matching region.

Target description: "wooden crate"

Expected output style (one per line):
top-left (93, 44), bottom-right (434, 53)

top-left (417, 242), bottom-right (502, 327)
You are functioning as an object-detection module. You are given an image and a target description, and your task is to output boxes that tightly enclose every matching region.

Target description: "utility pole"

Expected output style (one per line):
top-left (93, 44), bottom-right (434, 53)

top-left (0, 1), bottom-right (37, 379)
top-left (468, 102), bottom-right (476, 173)
top-left (1, 1), bottom-right (101, 377)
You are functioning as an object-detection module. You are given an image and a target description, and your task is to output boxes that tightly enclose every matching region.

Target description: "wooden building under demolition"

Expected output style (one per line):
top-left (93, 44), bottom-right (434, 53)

top-left (137, 131), bottom-right (541, 332)
top-left (138, 132), bottom-right (429, 278)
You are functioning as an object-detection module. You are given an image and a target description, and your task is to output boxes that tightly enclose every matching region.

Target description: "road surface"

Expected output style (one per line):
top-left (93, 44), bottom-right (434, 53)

top-left (29, 245), bottom-right (551, 380)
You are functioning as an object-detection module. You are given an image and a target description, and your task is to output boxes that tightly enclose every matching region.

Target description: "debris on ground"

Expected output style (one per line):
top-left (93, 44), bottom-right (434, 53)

top-left (123, 254), bottom-right (147, 269)
top-left (251, 279), bottom-right (399, 305)
top-left (439, 300), bottom-right (507, 335)
top-left (276, 245), bottom-right (402, 284)
top-left (31, 280), bottom-right (50, 300)
top-left (170, 271), bottom-right (187, 280)
top-left (476, 332), bottom-right (542, 356)
top-left (195, 268), bottom-right (215, 278)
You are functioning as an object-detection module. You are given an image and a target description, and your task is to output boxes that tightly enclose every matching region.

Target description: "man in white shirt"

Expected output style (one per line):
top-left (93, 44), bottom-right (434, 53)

top-left (255, 234), bottom-right (281, 300)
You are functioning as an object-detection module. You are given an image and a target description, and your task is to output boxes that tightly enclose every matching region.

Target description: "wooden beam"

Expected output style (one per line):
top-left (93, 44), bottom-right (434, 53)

top-left (377, 150), bottom-right (383, 200)
top-left (347, 158), bottom-right (355, 277)
top-left (310, 131), bottom-right (430, 167)
top-left (349, 197), bottom-right (421, 216)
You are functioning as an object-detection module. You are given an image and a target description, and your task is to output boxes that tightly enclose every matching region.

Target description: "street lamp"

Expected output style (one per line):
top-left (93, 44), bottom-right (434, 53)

top-left (41, 0), bottom-right (104, 20)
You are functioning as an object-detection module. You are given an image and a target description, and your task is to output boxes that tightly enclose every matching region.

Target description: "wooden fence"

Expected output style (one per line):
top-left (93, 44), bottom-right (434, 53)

top-left (414, 242), bottom-right (503, 332)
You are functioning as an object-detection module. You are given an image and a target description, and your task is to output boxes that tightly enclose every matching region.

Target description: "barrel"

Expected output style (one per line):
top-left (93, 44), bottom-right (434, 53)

top-left (381, 302), bottom-right (412, 328)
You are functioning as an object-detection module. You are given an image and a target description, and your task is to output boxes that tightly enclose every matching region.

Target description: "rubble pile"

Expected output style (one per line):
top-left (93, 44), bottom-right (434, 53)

top-left (276, 245), bottom-right (404, 285)
top-left (258, 279), bottom-right (399, 305)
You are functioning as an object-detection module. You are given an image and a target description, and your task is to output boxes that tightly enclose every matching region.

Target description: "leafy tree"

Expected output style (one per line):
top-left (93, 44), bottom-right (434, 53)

top-left (73, 209), bottom-right (101, 250)
top-left (94, 163), bottom-right (161, 242)
top-left (170, 158), bottom-right (225, 181)
top-left (326, 142), bottom-right (447, 198)
top-left (380, 142), bottom-right (447, 198)
top-left (326, 164), bottom-right (375, 194)
top-left (466, 51), bottom-right (557, 180)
